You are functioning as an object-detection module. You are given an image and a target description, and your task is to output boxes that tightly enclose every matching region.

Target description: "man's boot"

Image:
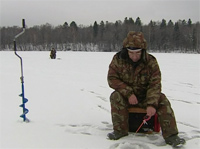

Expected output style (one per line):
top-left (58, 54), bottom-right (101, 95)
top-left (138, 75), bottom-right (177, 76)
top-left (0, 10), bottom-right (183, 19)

top-left (107, 131), bottom-right (128, 140)
top-left (165, 134), bottom-right (186, 147)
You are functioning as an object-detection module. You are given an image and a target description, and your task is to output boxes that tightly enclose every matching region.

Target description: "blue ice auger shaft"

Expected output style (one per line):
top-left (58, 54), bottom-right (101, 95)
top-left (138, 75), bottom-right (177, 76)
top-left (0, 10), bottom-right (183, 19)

top-left (14, 19), bottom-right (29, 122)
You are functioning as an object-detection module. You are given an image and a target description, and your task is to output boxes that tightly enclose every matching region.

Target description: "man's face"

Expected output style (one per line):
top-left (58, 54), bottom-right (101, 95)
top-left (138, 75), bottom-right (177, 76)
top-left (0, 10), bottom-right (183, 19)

top-left (128, 50), bottom-right (142, 62)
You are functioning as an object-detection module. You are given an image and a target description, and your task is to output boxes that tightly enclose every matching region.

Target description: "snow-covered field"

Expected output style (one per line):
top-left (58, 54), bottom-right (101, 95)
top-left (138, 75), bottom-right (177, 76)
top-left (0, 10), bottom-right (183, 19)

top-left (0, 51), bottom-right (200, 149)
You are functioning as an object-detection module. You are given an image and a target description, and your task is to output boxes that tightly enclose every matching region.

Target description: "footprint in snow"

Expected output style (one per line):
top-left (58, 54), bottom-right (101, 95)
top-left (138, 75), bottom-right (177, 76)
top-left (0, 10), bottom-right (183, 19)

top-left (63, 122), bottom-right (112, 135)
top-left (98, 104), bottom-right (110, 113)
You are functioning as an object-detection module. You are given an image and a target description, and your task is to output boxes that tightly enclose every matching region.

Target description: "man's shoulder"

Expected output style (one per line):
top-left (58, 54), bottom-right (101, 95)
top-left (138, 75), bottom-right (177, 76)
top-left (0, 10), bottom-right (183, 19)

top-left (112, 51), bottom-right (123, 60)
top-left (146, 53), bottom-right (157, 61)
top-left (145, 53), bottom-right (160, 70)
top-left (110, 52), bottom-right (129, 67)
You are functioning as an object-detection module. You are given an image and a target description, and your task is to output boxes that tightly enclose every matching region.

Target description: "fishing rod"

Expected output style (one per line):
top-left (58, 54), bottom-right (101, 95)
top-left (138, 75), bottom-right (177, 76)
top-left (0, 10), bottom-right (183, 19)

top-left (14, 19), bottom-right (29, 122)
top-left (135, 115), bottom-right (151, 134)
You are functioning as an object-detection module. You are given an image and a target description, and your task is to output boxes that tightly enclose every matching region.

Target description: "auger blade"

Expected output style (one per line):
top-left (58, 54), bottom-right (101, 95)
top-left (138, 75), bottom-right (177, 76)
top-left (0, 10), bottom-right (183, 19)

top-left (20, 108), bottom-right (29, 117)
top-left (19, 104), bottom-right (24, 107)
top-left (23, 98), bottom-right (28, 103)
top-left (20, 114), bottom-right (26, 119)
top-left (24, 108), bottom-right (29, 114)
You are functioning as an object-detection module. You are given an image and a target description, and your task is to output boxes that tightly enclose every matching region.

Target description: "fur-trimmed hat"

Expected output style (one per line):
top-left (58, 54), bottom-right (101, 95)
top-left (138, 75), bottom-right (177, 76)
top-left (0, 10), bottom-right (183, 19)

top-left (123, 31), bottom-right (147, 50)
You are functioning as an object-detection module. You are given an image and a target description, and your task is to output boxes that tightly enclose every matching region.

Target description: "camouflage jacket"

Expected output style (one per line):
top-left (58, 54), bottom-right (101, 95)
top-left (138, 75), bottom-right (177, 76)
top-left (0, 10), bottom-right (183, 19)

top-left (107, 49), bottom-right (161, 108)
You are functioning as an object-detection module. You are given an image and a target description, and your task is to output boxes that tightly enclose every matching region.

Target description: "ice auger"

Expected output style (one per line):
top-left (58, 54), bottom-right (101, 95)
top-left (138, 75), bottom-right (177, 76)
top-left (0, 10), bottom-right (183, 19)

top-left (14, 19), bottom-right (29, 122)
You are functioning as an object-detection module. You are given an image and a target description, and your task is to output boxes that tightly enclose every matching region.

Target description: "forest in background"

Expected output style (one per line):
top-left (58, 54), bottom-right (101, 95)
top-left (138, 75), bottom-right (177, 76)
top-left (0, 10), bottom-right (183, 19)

top-left (1, 17), bottom-right (199, 53)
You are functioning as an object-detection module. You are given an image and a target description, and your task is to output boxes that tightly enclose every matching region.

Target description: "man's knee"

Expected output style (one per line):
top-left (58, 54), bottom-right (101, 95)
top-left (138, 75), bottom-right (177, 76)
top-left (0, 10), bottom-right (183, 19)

top-left (157, 93), bottom-right (176, 117)
top-left (110, 91), bottom-right (128, 110)
top-left (159, 93), bottom-right (172, 107)
top-left (110, 91), bottom-right (123, 100)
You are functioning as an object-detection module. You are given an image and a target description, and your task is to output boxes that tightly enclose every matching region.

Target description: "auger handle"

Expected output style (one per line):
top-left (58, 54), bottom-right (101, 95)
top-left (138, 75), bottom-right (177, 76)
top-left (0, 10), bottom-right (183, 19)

top-left (14, 19), bottom-right (25, 52)
top-left (14, 19), bottom-right (25, 39)
top-left (22, 19), bottom-right (25, 28)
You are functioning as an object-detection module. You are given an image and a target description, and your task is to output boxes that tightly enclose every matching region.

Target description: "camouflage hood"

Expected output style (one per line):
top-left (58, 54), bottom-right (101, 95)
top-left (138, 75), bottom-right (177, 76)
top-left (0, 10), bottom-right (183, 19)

top-left (123, 31), bottom-right (147, 50)
top-left (119, 31), bottom-right (148, 65)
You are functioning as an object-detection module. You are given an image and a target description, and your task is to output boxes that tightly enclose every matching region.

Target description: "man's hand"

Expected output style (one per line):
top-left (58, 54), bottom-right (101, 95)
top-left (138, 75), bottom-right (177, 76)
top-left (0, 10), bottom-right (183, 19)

top-left (146, 106), bottom-right (156, 117)
top-left (128, 94), bottom-right (138, 105)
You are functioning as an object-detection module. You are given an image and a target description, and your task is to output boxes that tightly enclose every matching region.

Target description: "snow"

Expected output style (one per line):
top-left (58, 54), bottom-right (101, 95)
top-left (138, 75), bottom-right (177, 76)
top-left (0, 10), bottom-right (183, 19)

top-left (0, 51), bottom-right (200, 149)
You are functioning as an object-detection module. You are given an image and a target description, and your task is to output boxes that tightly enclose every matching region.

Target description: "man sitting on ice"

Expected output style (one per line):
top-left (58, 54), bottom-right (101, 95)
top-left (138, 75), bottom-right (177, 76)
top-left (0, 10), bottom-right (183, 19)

top-left (107, 31), bottom-right (186, 148)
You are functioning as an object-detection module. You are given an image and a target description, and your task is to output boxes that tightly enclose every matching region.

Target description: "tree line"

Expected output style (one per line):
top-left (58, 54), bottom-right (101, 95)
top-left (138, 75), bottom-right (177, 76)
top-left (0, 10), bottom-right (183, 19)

top-left (1, 17), bottom-right (199, 53)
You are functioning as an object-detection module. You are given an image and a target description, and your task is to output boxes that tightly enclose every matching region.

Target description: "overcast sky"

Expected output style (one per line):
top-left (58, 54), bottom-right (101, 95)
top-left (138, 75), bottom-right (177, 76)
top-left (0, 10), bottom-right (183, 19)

top-left (0, 0), bottom-right (199, 27)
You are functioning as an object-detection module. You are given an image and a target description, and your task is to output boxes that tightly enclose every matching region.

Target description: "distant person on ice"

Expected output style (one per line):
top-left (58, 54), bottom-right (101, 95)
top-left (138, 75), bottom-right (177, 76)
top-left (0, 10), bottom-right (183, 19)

top-left (50, 48), bottom-right (56, 59)
top-left (107, 31), bottom-right (185, 147)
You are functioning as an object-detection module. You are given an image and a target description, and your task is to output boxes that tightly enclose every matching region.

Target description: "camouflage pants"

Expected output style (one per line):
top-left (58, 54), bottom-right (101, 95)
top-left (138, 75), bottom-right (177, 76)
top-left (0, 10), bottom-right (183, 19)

top-left (110, 91), bottom-right (178, 139)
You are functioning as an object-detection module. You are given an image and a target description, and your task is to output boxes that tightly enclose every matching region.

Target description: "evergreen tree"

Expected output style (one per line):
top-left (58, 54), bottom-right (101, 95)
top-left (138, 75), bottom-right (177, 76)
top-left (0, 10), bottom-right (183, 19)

top-left (167, 20), bottom-right (174, 27)
top-left (93, 21), bottom-right (99, 38)
top-left (182, 20), bottom-right (187, 26)
top-left (70, 21), bottom-right (78, 43)
top-left (192, 28), bottom-right (197, 50)
top-left (159, 19), bottom-right (168, 50)
top-left (173, 22), bottom-right (181, 49)
top-left (99, 21), bottom-right (105, 39)
top-left (160, 19), bottom-right (167, 29)
top-left (188, 18), bottom-right (192, 27)
top-left (148, 20), bottom-right (156, 50)
top-left (135, 17), bottom-right (142, 26)
top-left (70, 21), bottom-right (78, 30)
top-left (128, 17), bottom-right (134, 25)
top-left (63, 22), bottom-right (68, 28)
top-left (124, 17), bottom-right (129, 25)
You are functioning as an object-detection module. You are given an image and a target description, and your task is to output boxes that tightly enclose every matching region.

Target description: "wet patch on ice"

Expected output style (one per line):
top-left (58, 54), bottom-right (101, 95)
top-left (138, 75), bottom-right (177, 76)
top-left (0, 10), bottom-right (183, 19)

top-left (109, 142), bottom-right (151, 149)
top-left (128, 133), bottom-right (166, 146)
